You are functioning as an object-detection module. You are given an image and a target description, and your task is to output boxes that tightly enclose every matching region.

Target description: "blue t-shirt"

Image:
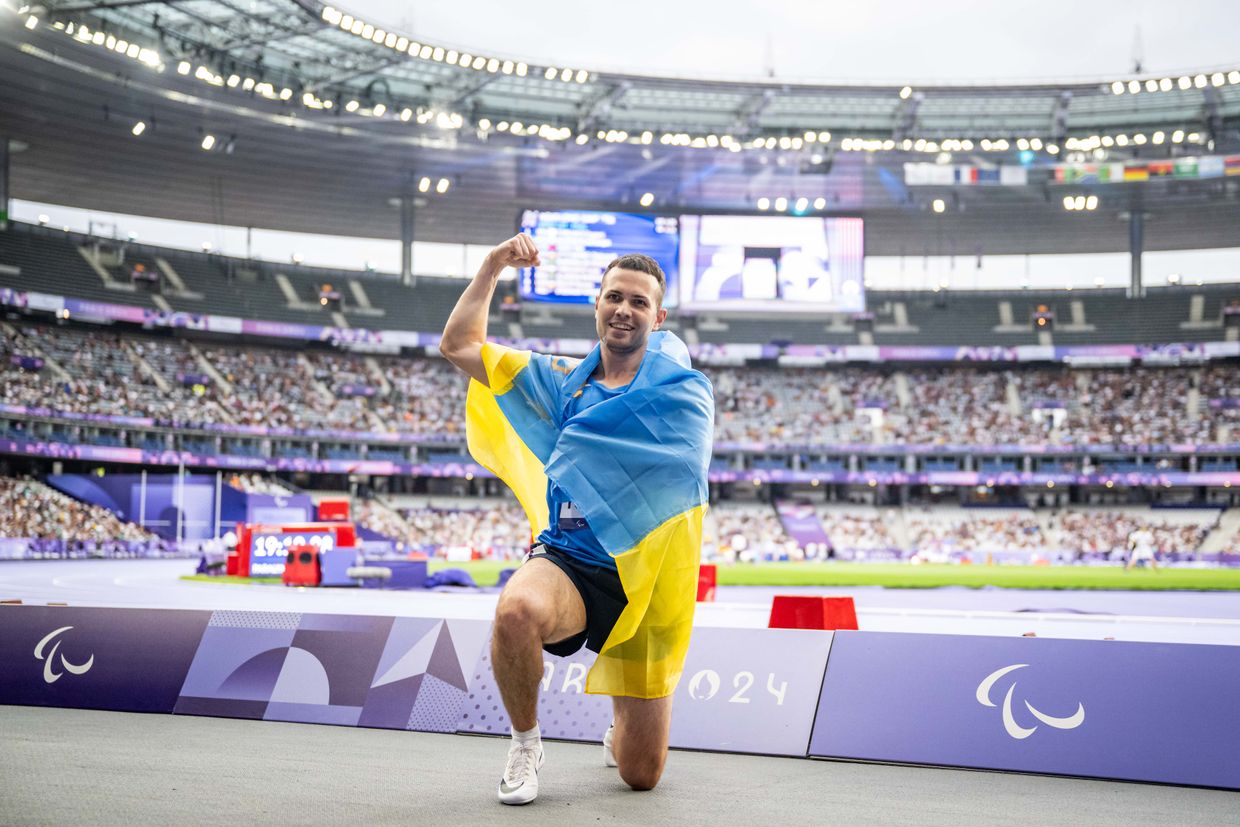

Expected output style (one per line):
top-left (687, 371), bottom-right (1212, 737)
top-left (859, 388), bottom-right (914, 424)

top-left (535, 377), bottom-right (629, 569)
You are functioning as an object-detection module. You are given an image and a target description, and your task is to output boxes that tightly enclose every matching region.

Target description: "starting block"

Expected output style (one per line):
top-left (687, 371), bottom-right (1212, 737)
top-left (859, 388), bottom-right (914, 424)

top-left (768, 595), bottom-right (858, 630)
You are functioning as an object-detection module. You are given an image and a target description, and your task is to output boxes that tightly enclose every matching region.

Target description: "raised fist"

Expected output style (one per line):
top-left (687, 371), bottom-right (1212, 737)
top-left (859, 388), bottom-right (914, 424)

top-left (488, 233), bottom-right (541, 269)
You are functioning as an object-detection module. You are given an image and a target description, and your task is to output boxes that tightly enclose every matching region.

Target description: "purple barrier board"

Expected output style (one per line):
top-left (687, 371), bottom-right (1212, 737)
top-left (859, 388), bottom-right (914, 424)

top-left (459, 627), bottom-right (833, 756)
top-left (809, 631), bottom-right (1240, 790)
top-left (175, 612), bottom-right (490, 731)
top-left (0, 606), bottom-right (211, 713)
top-left (670, 628), bottom-right (832, 756)
top-left (458, 641), bottom-right (613, 741)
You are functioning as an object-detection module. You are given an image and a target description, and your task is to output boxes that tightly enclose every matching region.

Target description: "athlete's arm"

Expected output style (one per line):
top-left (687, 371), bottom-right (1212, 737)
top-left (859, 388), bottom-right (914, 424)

top-left (440, 234), bottom-right (540, 386)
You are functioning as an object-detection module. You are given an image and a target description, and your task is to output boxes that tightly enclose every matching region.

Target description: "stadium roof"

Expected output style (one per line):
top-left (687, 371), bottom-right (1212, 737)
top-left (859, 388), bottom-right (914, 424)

top-left (2, 0), bottom-right (1239, 253)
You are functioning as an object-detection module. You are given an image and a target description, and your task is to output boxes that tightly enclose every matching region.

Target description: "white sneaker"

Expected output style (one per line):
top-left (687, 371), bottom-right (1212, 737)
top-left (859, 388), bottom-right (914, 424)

top-left (498, 739), bottom-right (545, 805)
top-left (602, 721), bottom-right (617, 768)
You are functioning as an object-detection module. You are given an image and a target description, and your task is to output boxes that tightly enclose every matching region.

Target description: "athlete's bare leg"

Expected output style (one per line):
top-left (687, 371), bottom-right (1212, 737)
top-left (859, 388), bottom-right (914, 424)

top-left (491, 558), bottom-right (586, 731)
top-left (611, 694), bottom-right (674, 791)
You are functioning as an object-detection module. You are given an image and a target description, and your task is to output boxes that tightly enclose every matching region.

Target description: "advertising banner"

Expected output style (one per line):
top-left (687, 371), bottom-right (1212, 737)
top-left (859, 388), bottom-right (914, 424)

top-left (458, 627), bottom-right (832, 756)
top-left (809, 632), bottom-right (1240, 789)
top-left (175, 611), bottom-right (490, 732)
top-left (0, 606), bottom-right (210, 713)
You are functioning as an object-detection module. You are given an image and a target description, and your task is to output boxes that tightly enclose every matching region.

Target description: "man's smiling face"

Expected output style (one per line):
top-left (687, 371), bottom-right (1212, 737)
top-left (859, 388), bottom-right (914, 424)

top-left (594, 267), bottom-right (667, 356)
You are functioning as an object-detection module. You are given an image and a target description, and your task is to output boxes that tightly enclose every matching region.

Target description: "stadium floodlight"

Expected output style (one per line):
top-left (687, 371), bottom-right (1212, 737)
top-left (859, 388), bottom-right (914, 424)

top-left (401, 108), bottom-right (414, 122)
top-left (560, 68), bottom-right (573, 81)
top-left (436, 178), bottom-right (450, 193)
top-left (1188, 132), bottom-right (1200, 142)
top-left (932, 198), bottom-right (945, 214)
top-left (1074, 195), bottom-right (1086, 210)
top-left (575, 133), bottom-right (589, 145)
top-left (1110, 81), bottom-right (1124, 94)
top-left (1063, 195), bottom-right (1075, 210)
top-left (1171, 129), bottom-right (1185, 143)
top-left (1211, 72), bottom-right (1225, 86)
top-left (280, 88), bottom-right (293, 101)
top-left (1016, 138), bottom-right (1029, 151)
top-left (418, 177), bottom-right (431, 193)
top-left (899, 86), bottom-right (912, 99)
top-left (501, 60), bottom-right (514, 74)
top-left (641, 131), bottom-right (653, 144)
top-left (1159, 78), bottom-right (1173, 91)
top-left (544, 67), bottom-right (557, 80)
top-left (1115, 134), bottom-right (1128, 147)
top-left (345, 100), bottom-right (359, 112)
top-left (177, 61), bottom-right (191, 75)
top-left (1085, 195), bottom-right (1098, 210)
top-left (1047, 144), bottom-right (1059, 154)
top-left (774, 197), bottom-right (788, 212)
top-left (1178, 76), bottom-right (1192, 89)
top-left (201, 134), bottom-right (216, 150)
top-left (804, 131), bottom-right (817, 143)
top-left (131, 121), bottom-right (146, 136)
top-left (1133, 133), bottom-right (1146, 145)
top-left (1194, 74), bottom-right (1207, 88)
top-left (1127, 79), bottom-right (1140, 93)
top-left (576, 69), bottom-right (589, 83)
top-left (373, 103), bottom-right (386, 116)
top-left (1144, 79), bottom-right (1158, 92)
top-left (25, 15), bottom-right (38, 29)
top-left (639, 192), bottom-right (655, 207)
top-left (516, 62), bottom-right (528, 76)
top-left (756, 197), bottom-right (770, 210)
top-left (37, 214), bottom-right (49, 224)
top-left (1230, 70), bottom-right (1240, 84)
top-left (813, 197), bottom-right (826, 210)
top-left (794, 197), bottom-right (809, 213)
top-left (1152, 131), bottom-right (1165, 144)
top-left (818, 131), bottom-right (831, 143)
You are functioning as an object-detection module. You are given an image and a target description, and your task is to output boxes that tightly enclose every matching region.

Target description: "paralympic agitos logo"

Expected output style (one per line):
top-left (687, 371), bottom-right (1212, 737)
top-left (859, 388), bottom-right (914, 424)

top-left (34, 626), bottom-right (95, 684)
top-left (976, 664), bottom-right (1085, 740)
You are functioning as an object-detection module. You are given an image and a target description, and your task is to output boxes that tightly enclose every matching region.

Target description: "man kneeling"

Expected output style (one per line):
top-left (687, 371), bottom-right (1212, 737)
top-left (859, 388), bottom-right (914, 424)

top-left (440, 233), bottom-right (714, 803)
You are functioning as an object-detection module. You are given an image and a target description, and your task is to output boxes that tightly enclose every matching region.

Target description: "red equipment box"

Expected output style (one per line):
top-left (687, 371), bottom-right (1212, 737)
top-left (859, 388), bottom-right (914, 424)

top-left (282, 545), bottom-right (321, 587)
top-left (768, 595), bottom-right (858, 630)
top-left (697, 564), bottom-right (717, 602)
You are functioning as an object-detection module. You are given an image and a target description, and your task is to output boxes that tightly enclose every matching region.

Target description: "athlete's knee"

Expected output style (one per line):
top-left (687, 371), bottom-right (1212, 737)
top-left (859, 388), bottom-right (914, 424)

top-left (494, 589), bottom-right (555, 639)
top-left (619, 753), bottom-right (666, 791)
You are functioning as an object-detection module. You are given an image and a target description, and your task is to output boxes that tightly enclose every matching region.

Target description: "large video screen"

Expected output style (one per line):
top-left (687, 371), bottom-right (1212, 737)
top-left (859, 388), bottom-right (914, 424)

top-left (677, 215), bottom-right (865, 313)
top-left (517, 209), bottom-right (680, 305)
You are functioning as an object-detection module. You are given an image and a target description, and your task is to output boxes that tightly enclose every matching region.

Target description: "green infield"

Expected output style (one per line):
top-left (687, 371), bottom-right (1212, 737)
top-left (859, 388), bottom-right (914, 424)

top-left (182, 561), bottom-right (1240, 590)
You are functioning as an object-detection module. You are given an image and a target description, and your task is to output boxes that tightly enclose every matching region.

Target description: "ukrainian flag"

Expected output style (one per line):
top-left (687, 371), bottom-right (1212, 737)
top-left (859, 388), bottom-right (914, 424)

top-left (465, 331), bottom-right (714, 698)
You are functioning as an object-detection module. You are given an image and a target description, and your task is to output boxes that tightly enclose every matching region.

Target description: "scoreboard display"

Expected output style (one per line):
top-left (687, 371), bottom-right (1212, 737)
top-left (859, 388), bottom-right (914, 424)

top-left (517, 209), bottom-right (680, 305)
top-left (517, 209), bottom-right (865, 314)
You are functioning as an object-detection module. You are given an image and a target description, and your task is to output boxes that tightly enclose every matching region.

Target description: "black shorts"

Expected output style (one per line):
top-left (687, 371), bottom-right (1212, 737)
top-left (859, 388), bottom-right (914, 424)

top-left (527, 543), bottom-right (627, 657)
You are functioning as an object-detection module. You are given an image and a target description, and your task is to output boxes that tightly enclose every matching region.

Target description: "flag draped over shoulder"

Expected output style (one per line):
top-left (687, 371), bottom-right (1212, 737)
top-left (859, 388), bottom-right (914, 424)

top-left (465, 331), bottom-right (714, 698)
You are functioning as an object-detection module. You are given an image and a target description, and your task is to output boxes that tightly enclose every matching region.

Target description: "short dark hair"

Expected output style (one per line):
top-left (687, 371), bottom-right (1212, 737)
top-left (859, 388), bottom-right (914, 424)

top-left (602, 254), bottom-right (666, 306)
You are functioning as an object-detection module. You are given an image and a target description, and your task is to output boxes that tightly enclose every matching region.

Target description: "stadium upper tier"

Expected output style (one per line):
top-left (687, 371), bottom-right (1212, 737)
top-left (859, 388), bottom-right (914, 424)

top-left (0, 223), bottom-right (1234, 347)
top-left (4, 320), bottom-right (1240, 451)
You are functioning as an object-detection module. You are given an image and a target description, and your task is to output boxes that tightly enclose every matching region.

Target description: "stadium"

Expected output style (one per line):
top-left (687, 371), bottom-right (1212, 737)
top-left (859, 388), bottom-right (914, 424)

top-left (1, 0), bottom-right (1239, 820)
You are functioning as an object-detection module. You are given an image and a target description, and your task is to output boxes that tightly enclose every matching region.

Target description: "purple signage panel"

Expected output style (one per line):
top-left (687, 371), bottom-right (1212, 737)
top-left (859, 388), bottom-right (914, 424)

top-left (457, 640), bottom-right (614, 741)
top-left (809, 632), bottom-right (1240, 789)
top-left (775, 501), bottom-right (831, 549)
top-left (0, 606), bottom-right (210, 713)
top-left (670, 628), bottom-right (832, 756)
top-left (175, 611), bottom-right (490, 731)
top-left (458, 627), bottom-right (833, 756)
